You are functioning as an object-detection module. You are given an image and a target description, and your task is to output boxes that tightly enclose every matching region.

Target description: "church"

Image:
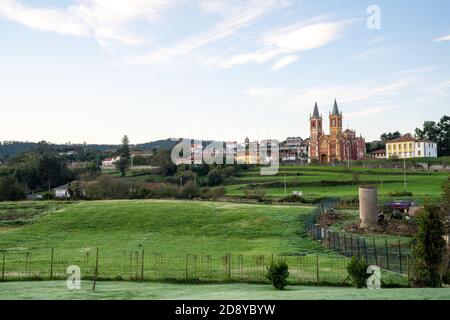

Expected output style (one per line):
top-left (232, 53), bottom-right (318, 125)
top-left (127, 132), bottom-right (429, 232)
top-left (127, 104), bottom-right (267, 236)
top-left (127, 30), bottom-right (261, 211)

top-left (309, 100), bottom-right (366, 163)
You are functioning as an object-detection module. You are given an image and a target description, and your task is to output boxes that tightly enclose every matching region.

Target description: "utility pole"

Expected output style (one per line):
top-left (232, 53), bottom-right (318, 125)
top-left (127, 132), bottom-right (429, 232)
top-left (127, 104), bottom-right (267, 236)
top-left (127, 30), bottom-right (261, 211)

top-left (403, 156), bottom-right (407, 192)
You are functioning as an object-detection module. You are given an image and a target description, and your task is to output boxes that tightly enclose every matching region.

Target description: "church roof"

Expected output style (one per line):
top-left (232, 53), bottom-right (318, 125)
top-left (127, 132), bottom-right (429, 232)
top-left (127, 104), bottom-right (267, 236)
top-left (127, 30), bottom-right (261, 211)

top-left (331, 99), bottom-right (340, 115)
top-left (312, 102), bottom-right (320, 118)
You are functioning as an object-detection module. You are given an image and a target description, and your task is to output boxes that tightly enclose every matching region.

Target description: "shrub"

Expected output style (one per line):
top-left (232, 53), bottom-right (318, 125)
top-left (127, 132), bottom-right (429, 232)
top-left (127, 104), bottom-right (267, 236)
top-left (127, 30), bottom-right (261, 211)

top-left (346, 256), bottom-right (369, 288)
top-left (244, 187), bottom-right (266, 200)
top-left (42, 192), bottom-right (55, 200)
top-left (278, 194), bottom-right (307, 203)
top-left (388, 191), bottom-right (414, 197)
top-left (153, 184), bottom-right (179, 198)
top-left (84, 175), bottom-right (131, 200)
top-left (266, 260), bottom-right (289, 290)
top-left (206, 169), bottom-right (224, 186)
top-left (201, 187), bottom-right (226, 199)
top-left (411, 205), bottom-right (447, 287)
top-left (179, 181), bottom-right (200, 199)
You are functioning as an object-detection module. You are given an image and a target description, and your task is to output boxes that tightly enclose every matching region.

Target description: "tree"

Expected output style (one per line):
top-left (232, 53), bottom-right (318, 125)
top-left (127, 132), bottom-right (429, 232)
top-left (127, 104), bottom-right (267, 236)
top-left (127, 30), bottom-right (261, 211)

top-left (380, 131), bottom-right (402, 143)
top-left (116, 135), bottom-right (131, 177)
top-left (0, 176), bottom-right (25, 201)
top-left (415, 115), bottom-right (450, 156)
top-left (151, 150), bottom-right (177, 176)
top-left (411, 204), bottom-right (447, 287)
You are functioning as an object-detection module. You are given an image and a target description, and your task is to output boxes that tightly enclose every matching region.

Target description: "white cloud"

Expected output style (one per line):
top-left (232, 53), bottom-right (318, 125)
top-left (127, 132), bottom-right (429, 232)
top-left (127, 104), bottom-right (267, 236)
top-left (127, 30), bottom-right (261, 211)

top-left (345, 105), bottom-right (397, 118)
top-left (126, 0), bottom-right (285, 65)
top-left (271, 55), bottom-right (299, 71)
top-left (0, 0), bottom-right (182, 44)
top-left (245, 73), bottom-right (420, 114)
top-left (435, 34), bottom-right (450, 42)
top-left (205, 17), bottom-right (355, 70)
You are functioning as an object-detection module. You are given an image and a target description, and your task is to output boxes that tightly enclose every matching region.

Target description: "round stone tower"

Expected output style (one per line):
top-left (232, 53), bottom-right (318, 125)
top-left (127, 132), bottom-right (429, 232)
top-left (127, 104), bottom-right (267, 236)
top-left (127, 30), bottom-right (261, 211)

top-left (359, 186), bottom-right (378, 228)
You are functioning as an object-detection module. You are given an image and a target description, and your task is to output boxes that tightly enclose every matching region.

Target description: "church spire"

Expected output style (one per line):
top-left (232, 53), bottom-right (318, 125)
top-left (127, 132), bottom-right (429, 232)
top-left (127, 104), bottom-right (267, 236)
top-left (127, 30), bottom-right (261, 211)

top-left (331, 99), bottom-right (340, 115)
top-left (312, 102), bottom-right (320, 118)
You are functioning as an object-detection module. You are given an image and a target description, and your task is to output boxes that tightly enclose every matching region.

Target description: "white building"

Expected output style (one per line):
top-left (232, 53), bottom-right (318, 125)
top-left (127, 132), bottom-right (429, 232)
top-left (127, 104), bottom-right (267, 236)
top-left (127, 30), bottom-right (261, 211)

top-left (53, 184), bottom-right (70, 198)
top-left (102, 156), bottom-right (121, 168)
top-left (386, 135), bottom-right (438, 159)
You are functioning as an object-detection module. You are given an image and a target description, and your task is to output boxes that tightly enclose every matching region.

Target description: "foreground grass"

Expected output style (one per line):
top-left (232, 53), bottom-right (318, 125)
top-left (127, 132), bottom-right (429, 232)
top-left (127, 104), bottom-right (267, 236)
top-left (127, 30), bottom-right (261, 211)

top-left (0, 200), bottom-right (351, 283)
top-left (0, 281), bottom-right (449, 300)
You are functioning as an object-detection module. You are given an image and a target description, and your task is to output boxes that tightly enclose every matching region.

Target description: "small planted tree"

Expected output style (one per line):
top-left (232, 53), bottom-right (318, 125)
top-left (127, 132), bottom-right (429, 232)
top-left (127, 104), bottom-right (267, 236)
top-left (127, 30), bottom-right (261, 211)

top-left (412, 204), bottom-right (447, 287)
top-left (266, 260), bottom-right (289, 290)
top-left (346, 256), bottom-right (369, 288)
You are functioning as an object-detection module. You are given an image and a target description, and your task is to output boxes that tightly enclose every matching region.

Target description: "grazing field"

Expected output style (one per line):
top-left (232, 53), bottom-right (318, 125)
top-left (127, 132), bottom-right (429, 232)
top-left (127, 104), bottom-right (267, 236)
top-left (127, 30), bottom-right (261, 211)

top-left (225, 166), bottom-right (449, 202)
top-left (0, 200), bottom-right (361, 284)
top-left (0, 281), bottom-right (449, 300)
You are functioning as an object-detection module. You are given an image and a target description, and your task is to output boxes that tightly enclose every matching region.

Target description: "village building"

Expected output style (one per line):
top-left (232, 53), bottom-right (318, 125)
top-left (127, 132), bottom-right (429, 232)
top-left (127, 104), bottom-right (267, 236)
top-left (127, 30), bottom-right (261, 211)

top-left (386, 134), bottom-right (438, 159)
top-left (309, 100), bottom-right (366, 163)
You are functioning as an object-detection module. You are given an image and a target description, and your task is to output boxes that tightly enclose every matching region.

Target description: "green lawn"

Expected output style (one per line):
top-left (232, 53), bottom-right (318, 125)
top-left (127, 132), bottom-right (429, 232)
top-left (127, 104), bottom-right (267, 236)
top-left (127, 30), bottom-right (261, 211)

top-left (226, 166), bottom-right (448, 202)
top-left (0, 281), bottom-right (449, 300)
top-left (1, 200), bottom-right (353, 284)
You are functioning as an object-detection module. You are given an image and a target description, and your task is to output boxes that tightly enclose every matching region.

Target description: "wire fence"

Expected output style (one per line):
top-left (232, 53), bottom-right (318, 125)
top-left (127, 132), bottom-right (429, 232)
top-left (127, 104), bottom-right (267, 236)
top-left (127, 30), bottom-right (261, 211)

top-left (306, 199), bottom-right (412, 275)
top-left (0, 249), bottom-right (355, 286)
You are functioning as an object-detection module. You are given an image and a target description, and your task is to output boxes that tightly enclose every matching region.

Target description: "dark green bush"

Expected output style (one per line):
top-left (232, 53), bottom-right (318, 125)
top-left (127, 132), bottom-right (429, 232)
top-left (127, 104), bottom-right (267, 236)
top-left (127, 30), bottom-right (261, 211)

top-left (0, 175), bottom-right (25, 201)
top-left (346, 256), bottom-right (369, 288)
top-left (179, 181), bottom-right (200, 199)
top-left (266, 260), bottom-right (289, 290)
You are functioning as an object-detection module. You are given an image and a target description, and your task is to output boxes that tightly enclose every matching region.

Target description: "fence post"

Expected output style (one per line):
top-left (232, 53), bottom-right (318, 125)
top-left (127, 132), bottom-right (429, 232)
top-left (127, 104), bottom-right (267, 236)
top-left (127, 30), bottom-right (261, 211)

top-left (50, 248), bottom-right (54, 280)
top-left (316, 254), bottom-right (320, 284)
top-left (398, 240), bottom-right (403, 274)
top-left (350, 234), bottom-right (353, 256)
top-left (141, 249), bottom-right (145, 281)
top-left (407, 255), bottom-right (411, 287)
top-left (1, 251), bottom-right (5, 281)
top-left (343, 234), bottom-right (347, 256)
top-left (228, 254), bottom-right (232, 280)
top-left (92, 247), bottom-right (99, 290)
top-left (372, 239), bottom-right (378, 266)
top-left (385, 239), bottom-right (390, 270)
top-left (337, 233), bottom-right (341, 252)
top-left (363, 239), bottom-right (368, 262)
top-left (357, 237), bottom-right (360, 257)
top-left (185, 253), bottom-right (188, 282)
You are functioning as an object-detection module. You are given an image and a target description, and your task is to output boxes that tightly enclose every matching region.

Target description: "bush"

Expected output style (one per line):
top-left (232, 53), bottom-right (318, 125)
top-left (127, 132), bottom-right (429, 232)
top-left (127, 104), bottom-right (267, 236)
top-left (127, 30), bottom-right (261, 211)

top-left (0, 175), bottom-right (26, 201)
top-left (243, 187), bottom-right (266, 200)
top-left (179, 181), bottom-right (200, 199)
top-left (411, 205), bottom-right (447, 287)
top-left (388, 191), bottom-right (414, 197)
top-left (206, 169), bottom-right (224, 186)
top-left (278, 194), bottom-right (307, 203)
top-left (201, 187), bottom-right (226, 199)
top-left (84, 175), bottom-right (131, 200)
top-left (266, 260), bottom-right (289, 290)
top-left (346, 256), bottom-right (369, 288)
top-left (42, 192), bottom-right (55, 200)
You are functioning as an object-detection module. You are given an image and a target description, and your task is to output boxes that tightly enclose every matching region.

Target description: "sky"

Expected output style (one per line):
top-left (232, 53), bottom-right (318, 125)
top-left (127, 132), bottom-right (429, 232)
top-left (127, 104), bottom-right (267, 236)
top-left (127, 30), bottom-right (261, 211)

top-left (0, 0), bottom-right (449, 145)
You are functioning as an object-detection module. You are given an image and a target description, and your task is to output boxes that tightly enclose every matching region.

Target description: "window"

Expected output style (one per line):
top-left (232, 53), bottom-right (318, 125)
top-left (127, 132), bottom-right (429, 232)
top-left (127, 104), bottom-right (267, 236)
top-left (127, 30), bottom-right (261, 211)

top-left (418, 150), bottom-right (421, 156)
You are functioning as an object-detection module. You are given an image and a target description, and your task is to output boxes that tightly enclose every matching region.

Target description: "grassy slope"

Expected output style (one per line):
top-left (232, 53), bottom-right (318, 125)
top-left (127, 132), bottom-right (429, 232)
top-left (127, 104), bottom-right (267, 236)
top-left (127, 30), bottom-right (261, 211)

top-left (226, 166), bottom-right (448, 202)
top-left (0, 281), bottom-right (449, 300)
top-left (0, 200), bottom-right (320, 257)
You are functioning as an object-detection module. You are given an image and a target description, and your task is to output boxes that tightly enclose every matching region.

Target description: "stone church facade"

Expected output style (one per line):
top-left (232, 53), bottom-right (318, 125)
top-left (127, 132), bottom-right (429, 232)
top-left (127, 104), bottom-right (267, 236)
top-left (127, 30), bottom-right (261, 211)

top-left (309, 100), bottom-right (366, 163)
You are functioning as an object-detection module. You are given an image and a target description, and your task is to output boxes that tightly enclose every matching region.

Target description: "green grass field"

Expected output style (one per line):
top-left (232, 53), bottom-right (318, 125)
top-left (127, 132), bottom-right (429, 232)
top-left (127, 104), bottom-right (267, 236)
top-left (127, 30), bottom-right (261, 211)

top-left (1, 281), bottom-right (449, 300)
top-left (1, 200), bottom-right (360, 284)
top-left (225, 166), bottom-right (449, 202)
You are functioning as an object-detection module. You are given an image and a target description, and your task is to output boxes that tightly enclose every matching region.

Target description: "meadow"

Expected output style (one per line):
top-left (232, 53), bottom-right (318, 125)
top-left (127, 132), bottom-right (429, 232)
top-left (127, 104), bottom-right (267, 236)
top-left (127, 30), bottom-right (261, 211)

top-left (1, 281), bottom-right (449, 300)
top-left (224, 165), bottom-right (449, 203)
top-left (0, 200), bottom-right (362, 285)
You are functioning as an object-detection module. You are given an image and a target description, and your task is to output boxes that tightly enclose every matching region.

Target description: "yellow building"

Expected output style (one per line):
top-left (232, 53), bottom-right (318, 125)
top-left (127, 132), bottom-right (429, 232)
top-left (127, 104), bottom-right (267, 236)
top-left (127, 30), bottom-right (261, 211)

top-left (386, 134), bottom-right (438, 159)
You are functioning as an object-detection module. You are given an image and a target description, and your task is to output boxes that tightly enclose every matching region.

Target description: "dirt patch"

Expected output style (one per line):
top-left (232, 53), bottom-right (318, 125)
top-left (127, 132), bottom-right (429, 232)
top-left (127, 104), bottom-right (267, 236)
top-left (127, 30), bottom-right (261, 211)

top-left (345, 219), bottom-right (417, 237)
top-left (317, 209), bottom-right (345, 228)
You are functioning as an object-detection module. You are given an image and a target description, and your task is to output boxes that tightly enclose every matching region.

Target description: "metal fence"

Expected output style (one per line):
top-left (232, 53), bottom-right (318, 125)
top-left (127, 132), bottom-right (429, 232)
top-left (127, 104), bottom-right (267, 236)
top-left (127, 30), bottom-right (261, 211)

top-left (306, 199), bottom-right (412, 275)
top-left (0, 250), bottom-right (352, 286)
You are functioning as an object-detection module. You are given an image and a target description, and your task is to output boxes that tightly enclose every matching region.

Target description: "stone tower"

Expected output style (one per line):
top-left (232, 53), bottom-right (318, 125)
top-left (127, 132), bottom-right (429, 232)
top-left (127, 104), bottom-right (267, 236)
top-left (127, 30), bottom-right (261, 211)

top-left (309, 102), bottom-right (322, 160)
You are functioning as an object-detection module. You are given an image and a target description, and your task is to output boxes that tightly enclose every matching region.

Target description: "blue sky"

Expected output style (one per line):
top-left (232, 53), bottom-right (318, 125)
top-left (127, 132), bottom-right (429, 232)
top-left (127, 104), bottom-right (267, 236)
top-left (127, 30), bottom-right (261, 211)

top-left (0, 0), bottom-right (449, 144)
